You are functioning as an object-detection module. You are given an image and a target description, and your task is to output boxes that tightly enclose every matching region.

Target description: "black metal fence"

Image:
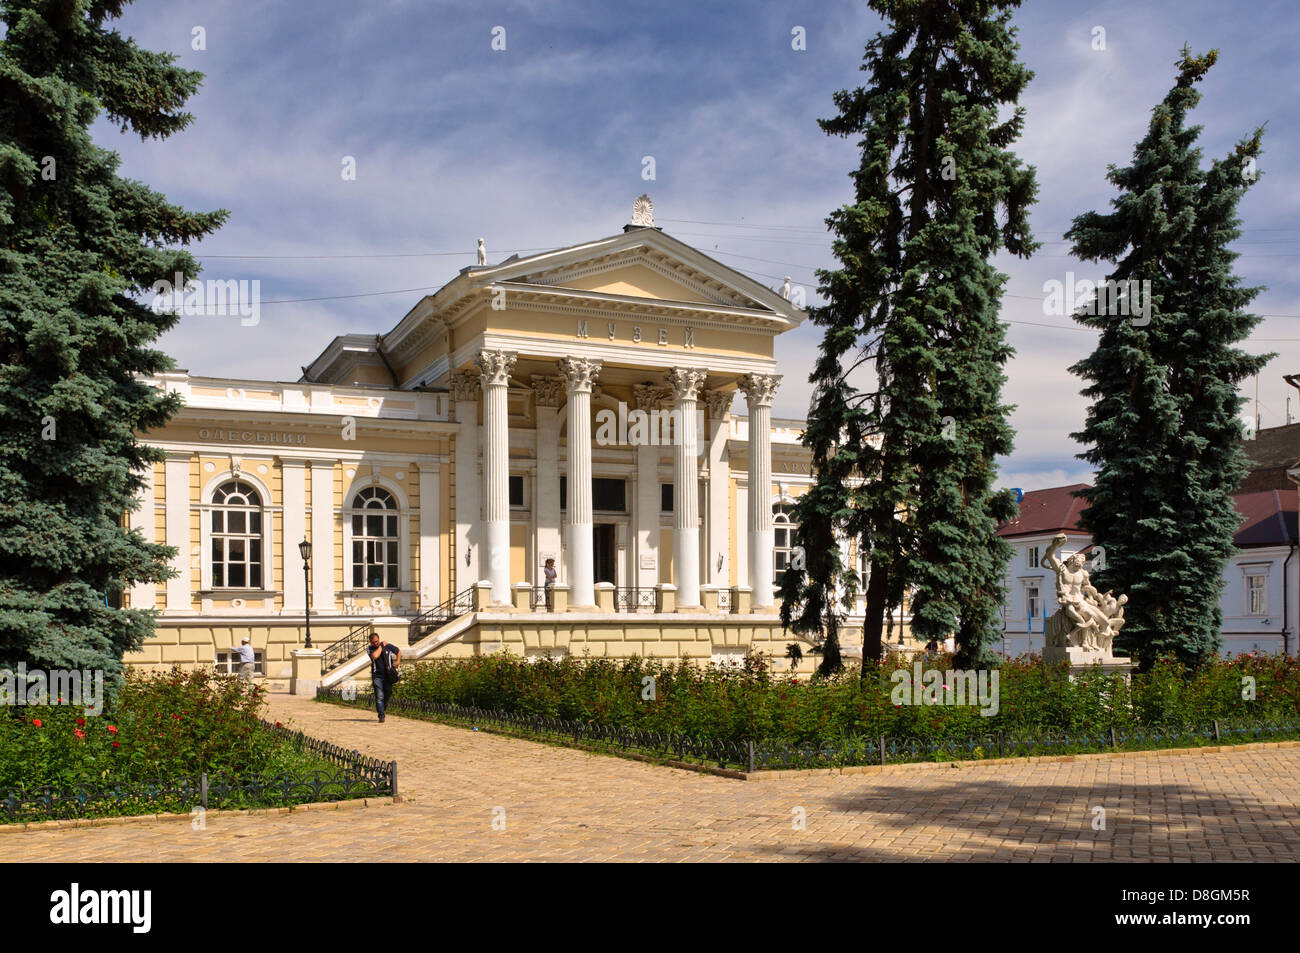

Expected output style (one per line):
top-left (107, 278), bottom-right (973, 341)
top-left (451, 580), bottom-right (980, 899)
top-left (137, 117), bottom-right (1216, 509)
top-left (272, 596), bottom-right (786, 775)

top-left (613, 587), bottom-right (655, 613)
top-left (322, 620), bottom-right (375, 674)
top-left (408, 587), bottom-right (475, 643)
top-left (1, 719), bottom-right (397, 824)
top-left (316, 685), bottom-right (1300, 773)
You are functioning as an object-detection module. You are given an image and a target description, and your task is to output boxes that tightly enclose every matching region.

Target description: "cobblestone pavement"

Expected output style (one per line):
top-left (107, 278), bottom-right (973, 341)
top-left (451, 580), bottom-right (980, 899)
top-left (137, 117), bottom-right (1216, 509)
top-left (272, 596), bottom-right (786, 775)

top-left (10, 693), bottom-right (1300, 862)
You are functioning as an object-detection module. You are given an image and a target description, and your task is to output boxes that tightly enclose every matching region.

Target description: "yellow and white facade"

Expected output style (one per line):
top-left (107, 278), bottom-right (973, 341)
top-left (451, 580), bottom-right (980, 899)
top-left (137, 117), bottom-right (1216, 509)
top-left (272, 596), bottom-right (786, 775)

top-left (126, 219), bottom-right (843, 681)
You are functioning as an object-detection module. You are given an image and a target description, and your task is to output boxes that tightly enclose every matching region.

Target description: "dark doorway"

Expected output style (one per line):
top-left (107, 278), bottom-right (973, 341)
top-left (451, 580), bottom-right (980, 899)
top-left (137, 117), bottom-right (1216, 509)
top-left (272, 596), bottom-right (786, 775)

top-left (593, 524), bottom-right (616, 584)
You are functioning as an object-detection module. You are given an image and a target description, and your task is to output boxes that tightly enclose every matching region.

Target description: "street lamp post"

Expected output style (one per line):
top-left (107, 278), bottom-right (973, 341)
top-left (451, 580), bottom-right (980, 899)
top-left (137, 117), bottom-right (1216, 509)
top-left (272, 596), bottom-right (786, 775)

top-left (299, 539), bottom-right (313, 649)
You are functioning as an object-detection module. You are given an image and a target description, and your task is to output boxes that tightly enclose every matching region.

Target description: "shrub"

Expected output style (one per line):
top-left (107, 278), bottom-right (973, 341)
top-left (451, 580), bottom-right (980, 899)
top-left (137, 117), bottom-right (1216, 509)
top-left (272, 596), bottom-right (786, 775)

top-left (379, 650), bottom-right (1300, 747)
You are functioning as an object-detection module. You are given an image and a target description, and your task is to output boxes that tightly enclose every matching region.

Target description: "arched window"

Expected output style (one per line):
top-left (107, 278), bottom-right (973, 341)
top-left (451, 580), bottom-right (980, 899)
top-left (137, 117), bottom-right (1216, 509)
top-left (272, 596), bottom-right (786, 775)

top-left (351, 487), bottom-right (399, 588)
top-left (211, 481), bottom-right (263, 588)
top-left (773, 502), bottom-right (799, 583)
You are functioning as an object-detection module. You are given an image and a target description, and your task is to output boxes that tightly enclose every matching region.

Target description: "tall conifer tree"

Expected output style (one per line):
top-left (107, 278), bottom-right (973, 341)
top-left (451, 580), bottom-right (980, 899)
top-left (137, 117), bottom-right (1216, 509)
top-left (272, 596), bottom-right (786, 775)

top-left (1067, 48), bottom-right (1267, 669)
top-left (780, 0), bottom-right (1037, 670)
top-left (0, 0), bottom-right (227, 675)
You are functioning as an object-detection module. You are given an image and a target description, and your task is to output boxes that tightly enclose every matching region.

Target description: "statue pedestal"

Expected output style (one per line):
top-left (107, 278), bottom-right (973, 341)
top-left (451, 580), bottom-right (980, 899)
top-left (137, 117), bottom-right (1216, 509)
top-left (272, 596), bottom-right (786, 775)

top-left (1042, 609), bottom-right (1133, 676)
top-left (1043, 643), bottom-right (1133, 678)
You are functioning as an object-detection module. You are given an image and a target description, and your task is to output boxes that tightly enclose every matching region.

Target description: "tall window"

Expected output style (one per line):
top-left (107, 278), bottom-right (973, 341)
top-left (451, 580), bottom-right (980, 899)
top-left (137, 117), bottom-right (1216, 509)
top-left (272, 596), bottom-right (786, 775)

top-left (351, 487), bottom-right (399, 589)
top-left (1246, 572), bottom-right (1267, 615)
top-left (773, 503), bottom-right (799, 582)
top-left (211, 481), bottom-right (262, 588)
top-left (1027, 546), bottom-right (1040, 569)
top-left (1025, 584), bottom-right (1040, 622)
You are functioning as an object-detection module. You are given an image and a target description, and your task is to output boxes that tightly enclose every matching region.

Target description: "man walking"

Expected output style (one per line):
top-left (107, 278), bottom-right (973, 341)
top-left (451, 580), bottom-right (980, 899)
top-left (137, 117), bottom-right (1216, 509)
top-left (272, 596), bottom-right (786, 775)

top-left (232, 638), bottom-right (255, 682)
top-left (367, 631), bottom-right (401, 723)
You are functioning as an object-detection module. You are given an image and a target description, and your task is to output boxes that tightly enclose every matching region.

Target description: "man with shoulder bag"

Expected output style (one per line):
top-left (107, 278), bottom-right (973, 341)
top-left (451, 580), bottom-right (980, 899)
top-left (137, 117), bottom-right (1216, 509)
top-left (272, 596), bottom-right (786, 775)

top-left (366, 631), bottom-right (401, 723)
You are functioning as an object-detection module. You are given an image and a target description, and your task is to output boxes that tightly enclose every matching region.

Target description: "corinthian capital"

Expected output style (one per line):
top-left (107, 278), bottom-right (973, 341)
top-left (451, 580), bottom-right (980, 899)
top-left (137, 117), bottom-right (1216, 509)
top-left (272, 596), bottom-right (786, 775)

top-left (633, 382), bottom-right (668, 412)
top-left (557, 357), bottom-right (602, 394)
top-left (665, 367), bottom-right (708, 403)
top-left (704, 388), bottom-right (734, 420)
top-left (474, 349), bottom-right (517, 388)
top-left (531, 375), bottom-right (566, 407)
top-left (451, 368), bottom-right (481, 402)
top-left (738, 373), bottom-right (781, 408)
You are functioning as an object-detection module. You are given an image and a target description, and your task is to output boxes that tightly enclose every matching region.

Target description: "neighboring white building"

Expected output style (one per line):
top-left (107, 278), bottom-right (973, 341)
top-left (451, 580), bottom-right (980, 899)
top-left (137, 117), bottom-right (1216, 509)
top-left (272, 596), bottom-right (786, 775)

top-left (996, 484), bottom-right (1299, 658)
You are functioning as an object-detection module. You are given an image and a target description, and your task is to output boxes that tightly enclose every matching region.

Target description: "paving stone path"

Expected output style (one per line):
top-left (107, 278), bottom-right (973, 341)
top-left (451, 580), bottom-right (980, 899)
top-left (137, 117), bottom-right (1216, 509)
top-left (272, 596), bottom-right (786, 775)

top-left (10, 693), bottom-right (1300, 862)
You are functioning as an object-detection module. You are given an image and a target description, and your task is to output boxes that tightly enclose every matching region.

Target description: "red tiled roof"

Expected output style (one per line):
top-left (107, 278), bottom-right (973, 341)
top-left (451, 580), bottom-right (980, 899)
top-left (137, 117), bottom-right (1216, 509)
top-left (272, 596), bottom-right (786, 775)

top-left (997, 484), bottom-right (1090, 538)
top-left (997, 483), bottom-right (1299, 548)
top-left (1232, 489), bottom-right (1299, 547)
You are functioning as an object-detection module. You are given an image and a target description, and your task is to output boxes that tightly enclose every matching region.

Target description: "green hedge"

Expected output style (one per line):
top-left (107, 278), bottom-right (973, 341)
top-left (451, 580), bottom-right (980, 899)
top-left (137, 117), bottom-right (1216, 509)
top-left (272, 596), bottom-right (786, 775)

top-left (377, 651), bottom-right (1300, 746)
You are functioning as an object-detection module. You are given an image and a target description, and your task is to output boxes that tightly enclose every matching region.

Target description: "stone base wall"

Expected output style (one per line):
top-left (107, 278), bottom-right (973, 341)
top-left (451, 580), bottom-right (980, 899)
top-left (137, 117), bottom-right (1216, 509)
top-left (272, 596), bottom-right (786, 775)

top-left (125, 619), bottom-right (411, 684)
top-left (125, 613), bottom-right (909, 681)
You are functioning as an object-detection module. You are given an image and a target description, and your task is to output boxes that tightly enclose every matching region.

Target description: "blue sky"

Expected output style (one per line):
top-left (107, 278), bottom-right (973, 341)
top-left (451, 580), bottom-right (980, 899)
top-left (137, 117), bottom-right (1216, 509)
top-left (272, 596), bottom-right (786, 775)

top-left (100, 0), bottom-right (1300, 492)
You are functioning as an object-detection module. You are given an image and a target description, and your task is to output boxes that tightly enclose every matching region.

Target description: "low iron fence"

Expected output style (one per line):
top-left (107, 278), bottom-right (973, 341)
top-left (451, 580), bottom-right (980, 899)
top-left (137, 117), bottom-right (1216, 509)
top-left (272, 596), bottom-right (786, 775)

top-left (316, 685), bottom-right (1300, 773)
top-left (614, 587), bottom-right (655, 613)
top-left (2, 719), bottom-right (396, 824)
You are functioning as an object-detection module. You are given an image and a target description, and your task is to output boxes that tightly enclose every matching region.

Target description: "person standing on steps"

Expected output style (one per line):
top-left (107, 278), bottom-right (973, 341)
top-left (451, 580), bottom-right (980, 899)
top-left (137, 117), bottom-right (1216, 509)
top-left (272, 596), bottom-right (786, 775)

top-left (367, 631), bottom-right (401, 723)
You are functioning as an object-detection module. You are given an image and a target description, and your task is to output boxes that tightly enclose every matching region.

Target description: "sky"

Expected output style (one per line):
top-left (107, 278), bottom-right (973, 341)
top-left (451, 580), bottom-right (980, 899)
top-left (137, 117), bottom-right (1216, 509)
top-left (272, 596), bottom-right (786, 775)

top-left (95, 0), bottom-right (1300, 494)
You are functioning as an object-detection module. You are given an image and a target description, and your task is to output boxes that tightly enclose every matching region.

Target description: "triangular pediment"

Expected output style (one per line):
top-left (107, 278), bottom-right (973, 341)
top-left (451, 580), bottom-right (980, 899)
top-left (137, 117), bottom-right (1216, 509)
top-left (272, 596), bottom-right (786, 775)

top-left (465, 228), bottom-right (803, 319)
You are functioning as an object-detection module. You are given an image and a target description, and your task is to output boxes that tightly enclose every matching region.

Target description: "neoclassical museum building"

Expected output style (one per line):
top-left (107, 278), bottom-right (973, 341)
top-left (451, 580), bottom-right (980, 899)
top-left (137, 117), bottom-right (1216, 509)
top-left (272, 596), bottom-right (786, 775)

top-left (127, 207), bottom-right (837, 690)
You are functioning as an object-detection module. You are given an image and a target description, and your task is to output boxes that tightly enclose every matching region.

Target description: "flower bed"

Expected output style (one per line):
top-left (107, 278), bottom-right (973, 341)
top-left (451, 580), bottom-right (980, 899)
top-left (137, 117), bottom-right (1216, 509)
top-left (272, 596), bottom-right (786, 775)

top-left (1, 668), bottom-right (394, 823)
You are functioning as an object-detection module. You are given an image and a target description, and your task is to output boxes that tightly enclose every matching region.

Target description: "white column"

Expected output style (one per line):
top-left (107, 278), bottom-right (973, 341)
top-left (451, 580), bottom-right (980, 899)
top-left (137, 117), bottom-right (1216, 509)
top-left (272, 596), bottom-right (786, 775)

top-left (558, 356), bottom-right (601, 608)
top-left (281, 460), bottom-right (307, 612)
top-left (704, 389), bottom-right (733, 589)
top-left (417, 463), bottom-right (441, 609)
top-left (475, 349), bottom-right (517, 605)
top-left (128, 463), bottom-right (157, 610)
top-left (666, 368), bottom-right (707, 608)
top-left (452, 370), bottom-right (481, 594)
top-left (309, 460), bottom-right (335, 612)
top-left (633, 384), bottom-right (663, 591)
top-left (739, 373), bottom-right (781, 608)
top-left (164, 452), bottom-right (191, 611)
top-left (533, 377), bottom-right (565, 586)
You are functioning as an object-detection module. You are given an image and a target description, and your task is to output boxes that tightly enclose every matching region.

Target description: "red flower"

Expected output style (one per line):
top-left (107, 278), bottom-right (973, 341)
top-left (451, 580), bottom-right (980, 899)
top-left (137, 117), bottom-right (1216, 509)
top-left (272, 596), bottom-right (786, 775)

top-left (31, 718), bottom-right (42, 728)
top-left (107, 725), bottom-right (118, 734)
top-left (74, 728), bottom-right (85, 739)
top-left (111, 741), bottom-right (120, 748)
top-left (76, 717), bottom-right (85, 727)
top-left (275, 721), bottom-right (283, 728)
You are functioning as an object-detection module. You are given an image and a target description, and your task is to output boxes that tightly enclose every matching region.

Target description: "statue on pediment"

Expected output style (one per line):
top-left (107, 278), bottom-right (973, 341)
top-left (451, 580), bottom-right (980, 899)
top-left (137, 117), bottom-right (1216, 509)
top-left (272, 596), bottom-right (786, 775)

top-left (631, 194), bottom-right (654, 228)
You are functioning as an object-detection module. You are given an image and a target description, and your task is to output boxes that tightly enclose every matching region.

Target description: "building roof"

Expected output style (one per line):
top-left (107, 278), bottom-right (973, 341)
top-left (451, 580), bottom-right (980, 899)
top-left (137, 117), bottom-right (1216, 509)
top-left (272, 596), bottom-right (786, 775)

top-left (998, 482), bottom-right (1299, 549)
top-left (1232, 489), bottom-right (1299, 547)
top-left (1237, 422), bottom-right (1300, 492)
top-left (997, 484), bottom-right (1090, 539)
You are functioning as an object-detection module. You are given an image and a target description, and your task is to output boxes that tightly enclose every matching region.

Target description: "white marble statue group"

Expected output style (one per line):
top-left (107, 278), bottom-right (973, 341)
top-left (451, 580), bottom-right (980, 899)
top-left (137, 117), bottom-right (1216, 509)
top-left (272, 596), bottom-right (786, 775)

top-left (1043, 532), bottom-right (1128, 660)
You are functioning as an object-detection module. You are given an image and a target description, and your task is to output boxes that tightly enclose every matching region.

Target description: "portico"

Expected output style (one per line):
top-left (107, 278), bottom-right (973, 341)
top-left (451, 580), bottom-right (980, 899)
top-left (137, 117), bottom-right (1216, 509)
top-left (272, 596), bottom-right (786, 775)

top-left (376, 218), bottom-right (805, 614)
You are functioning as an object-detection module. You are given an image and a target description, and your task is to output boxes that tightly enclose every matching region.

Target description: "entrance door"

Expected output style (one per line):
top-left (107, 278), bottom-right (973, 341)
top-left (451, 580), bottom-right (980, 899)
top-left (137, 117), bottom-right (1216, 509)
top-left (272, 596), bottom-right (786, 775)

top-left (593, 524), bottom-right (617, 584)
